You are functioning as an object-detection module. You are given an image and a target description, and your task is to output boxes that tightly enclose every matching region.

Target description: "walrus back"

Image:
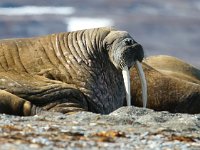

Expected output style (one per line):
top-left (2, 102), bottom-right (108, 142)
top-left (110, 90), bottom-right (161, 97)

top-left (0, 36), bottom-right (51, 73)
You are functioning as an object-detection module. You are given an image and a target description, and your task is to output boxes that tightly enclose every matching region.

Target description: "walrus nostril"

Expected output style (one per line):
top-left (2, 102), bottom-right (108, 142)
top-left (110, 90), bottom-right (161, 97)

top-left (124, 39), bottom-right (134, 45)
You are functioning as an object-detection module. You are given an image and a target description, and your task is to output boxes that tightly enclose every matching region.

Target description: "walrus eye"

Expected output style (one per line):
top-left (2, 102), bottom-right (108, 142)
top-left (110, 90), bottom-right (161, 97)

top-left (106, 44), bottom-right (111, 50)
top-left (104, 42), bottom-right (111, 50)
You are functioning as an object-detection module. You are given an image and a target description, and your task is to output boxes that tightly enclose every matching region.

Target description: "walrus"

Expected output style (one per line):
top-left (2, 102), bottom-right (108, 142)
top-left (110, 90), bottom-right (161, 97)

top-left (131, 55), bottom-right (200, 114)
top-left (0, 27), bottom-right (146, 116)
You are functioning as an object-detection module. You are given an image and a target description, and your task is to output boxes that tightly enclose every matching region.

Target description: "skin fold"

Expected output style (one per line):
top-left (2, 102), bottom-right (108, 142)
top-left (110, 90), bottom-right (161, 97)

top-left (130, 55), bottom-right (200, 114)
top-left (0, 27), bottom-right (144, 116)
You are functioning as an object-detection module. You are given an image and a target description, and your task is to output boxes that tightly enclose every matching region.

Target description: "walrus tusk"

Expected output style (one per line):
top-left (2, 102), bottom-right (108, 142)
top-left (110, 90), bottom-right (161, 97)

top-left (135, 60), bottom-right (147, 108)
top-left (122, 61), bottom-right (147, 107)
top-left (122, 66), bottom-right (131, 106)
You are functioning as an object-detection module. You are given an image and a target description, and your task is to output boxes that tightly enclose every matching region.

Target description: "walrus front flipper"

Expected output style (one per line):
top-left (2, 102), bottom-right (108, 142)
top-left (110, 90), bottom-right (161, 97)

top-left (46, 103), bottom-right (87, 114)
top-left (42, 88), bottom-right (88, 114)
top-left (0, 90), bottom-right (41, 116)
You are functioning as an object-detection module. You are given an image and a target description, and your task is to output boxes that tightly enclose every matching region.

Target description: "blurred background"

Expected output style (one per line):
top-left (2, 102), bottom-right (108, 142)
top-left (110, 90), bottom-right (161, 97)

top-left (0, 0), bottom-right (199, 68)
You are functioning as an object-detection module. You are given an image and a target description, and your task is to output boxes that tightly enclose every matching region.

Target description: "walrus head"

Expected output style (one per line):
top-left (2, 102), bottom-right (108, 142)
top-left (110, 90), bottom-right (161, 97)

top-left (103, 29), bottom-right (147, 108)
top-left (104, 31), bottom-right (143, 69)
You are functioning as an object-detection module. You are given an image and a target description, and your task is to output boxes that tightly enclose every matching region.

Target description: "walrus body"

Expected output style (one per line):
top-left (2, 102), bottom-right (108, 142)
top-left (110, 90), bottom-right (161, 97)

top-left (0, 27), bottom-right (144, 116)
top-left (131, 55), bottom-right (200, 114)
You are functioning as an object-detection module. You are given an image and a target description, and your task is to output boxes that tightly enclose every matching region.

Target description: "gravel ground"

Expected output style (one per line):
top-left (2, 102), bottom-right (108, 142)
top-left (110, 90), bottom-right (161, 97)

top-left (0, 107), bottom-right (200, 150)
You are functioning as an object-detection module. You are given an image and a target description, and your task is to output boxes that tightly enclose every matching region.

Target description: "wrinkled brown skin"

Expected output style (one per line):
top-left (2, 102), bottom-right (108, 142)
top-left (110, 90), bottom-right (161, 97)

top-left (131, 55), bottom-right (200, 114)
top-left (0, 27), bottom-right (144, 116)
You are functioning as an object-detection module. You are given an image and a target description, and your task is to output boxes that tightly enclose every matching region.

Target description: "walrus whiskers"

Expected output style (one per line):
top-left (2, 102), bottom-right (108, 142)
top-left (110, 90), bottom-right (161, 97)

top-left (136, 60), bottom-right (147, 108)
